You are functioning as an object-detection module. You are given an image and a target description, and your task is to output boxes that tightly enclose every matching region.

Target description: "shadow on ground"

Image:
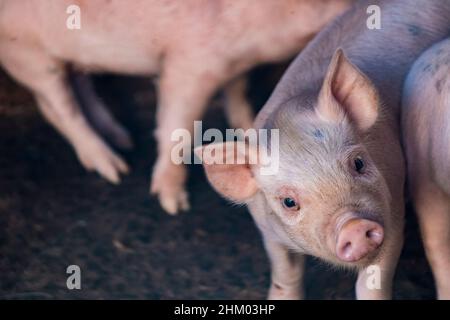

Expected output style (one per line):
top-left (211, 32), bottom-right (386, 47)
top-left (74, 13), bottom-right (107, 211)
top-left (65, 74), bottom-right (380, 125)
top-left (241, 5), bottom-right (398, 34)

top-left (0, 67), bottom-right (435, 299)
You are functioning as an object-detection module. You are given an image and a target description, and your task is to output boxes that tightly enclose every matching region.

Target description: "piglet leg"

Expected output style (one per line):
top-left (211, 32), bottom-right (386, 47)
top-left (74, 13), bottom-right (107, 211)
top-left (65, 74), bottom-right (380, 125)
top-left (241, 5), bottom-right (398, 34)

top-left (264, 238), bottom-right (305, 300)
top-left (356, 218), bottom-right (404, 300)
top-left (412, 177), bottom-right (450, 299)
top-left (0, 46), bottom-right (128, 183)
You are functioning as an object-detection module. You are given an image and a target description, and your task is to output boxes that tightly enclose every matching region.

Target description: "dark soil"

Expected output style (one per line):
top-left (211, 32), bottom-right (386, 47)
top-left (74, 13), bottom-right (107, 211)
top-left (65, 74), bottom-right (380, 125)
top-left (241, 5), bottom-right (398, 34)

top-left (0, 67), bottom-right (436, 299)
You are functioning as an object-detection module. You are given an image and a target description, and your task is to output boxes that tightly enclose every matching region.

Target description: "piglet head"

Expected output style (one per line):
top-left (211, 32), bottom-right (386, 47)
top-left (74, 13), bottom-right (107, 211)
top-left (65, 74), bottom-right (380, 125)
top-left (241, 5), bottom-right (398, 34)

top-left (197, 50), bottom-right (393, 269)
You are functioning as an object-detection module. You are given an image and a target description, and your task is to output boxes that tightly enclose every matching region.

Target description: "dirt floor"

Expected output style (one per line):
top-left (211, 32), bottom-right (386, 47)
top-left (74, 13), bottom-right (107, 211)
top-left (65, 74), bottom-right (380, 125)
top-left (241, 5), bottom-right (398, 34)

top-left (0, 67), bottom-right (437, 300)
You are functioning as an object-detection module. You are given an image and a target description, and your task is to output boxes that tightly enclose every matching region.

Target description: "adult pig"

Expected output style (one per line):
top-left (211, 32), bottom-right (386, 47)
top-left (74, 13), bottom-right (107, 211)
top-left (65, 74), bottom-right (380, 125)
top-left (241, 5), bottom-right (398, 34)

top-left (197, 0), bottom-right (450, 299)
top-left (0, 0), bottom-right (353, 214)
top-left (402, 38), bottom-right (450, 299)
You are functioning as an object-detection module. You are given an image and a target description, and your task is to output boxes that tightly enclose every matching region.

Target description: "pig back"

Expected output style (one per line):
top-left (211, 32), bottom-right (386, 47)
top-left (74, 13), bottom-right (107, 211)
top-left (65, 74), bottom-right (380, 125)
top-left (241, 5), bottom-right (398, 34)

top-left (256, 0), bottom-right (450, 129)
top-left (403, 38), bottom-right (450, 195)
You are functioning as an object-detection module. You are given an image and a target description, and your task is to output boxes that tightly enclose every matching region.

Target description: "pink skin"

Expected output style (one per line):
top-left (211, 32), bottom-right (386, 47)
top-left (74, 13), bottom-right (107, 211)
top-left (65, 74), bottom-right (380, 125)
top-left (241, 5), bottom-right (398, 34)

top-left (199, 0), bottom-right (450, 300)
top-left (402, 38), bottom-right (450, 299)
top-left (0, 0), bottom-right (353, 215)
top-left (335, 219), bottom-right (384, 263)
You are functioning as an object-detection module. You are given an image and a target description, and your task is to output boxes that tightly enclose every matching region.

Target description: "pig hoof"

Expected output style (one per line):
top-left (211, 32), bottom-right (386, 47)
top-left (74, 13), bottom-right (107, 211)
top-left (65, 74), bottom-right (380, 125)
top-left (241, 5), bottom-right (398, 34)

top-left (107, 124), bottom-right (134, 150)
top-left (77, 141), bottom-right (129, 184)
top-left (268, 284), bottom-right (302, 300)
top-left (158, 190), bottom-right (190, 215)
top-left (150, 163), bottom-right (188, 214)
top-left (151, 183), bottom-right (190, 215)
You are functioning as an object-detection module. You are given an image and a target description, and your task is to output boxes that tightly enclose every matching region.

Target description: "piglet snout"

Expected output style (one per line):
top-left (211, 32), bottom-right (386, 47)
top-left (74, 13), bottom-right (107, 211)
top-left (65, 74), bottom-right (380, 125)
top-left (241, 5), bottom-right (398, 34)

top-left (336, 219), bottom-right (384, 262)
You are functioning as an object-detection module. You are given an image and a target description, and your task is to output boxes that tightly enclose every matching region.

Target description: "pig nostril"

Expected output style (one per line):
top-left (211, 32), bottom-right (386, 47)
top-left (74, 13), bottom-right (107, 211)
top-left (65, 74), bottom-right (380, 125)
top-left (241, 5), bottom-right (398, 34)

top-left (366, 229), bottom-right (380, 239)
top-left (365, 227), bottom-right (384, 246)
top-left (342, 241), bottom-right (352, 257)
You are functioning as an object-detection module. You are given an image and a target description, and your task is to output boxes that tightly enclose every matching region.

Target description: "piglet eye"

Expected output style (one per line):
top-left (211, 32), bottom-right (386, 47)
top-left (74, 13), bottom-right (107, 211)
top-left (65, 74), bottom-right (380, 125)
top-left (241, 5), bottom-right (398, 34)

top-left (354, 156), bottom-right (365, 174)
top-left (282, 197), bottom-right (300, 210)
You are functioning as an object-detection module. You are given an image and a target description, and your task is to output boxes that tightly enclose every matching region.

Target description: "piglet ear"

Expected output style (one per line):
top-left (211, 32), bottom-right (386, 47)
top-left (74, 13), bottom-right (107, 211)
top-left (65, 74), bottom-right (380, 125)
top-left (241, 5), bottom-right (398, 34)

top-left (317, 49), bottom-right (380, 132)
top-left (194, 141), bottom-right (259, 202)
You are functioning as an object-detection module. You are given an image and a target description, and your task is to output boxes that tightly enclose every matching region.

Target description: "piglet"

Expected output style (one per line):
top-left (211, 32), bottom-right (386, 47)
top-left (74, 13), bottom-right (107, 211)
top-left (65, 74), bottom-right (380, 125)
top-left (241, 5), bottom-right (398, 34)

top-left (197, 0), bottom-right (450, 299)
top-left (0, 0), bottom-right (353, 214)
top-left (402, 38), bottom-right (450, 299)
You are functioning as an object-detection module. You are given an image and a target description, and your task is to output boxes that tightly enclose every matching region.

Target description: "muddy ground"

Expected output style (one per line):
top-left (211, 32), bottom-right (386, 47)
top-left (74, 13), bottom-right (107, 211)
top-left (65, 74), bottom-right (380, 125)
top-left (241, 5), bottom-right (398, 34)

top-left (0, 67), bottom-right (436, 299)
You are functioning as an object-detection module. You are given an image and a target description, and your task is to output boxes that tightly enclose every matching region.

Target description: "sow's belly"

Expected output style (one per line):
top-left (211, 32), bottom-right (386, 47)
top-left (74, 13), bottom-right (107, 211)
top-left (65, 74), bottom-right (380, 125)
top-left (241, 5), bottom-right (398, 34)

top-left (65, 43), bottom-right (162, 76)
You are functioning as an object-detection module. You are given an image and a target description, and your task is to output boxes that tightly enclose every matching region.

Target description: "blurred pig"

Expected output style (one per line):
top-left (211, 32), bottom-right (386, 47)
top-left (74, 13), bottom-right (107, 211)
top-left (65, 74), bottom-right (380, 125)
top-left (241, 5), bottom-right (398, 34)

top-left (0, 0), bottom-right (354, 214)
top-left (402, 38), bottom-right (450, 299)
top-left (197, 0), bottom-right (450, 299)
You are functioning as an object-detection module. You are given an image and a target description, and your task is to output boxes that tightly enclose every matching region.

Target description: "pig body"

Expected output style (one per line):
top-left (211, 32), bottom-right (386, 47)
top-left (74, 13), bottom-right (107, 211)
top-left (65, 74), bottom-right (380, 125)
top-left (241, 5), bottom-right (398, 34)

top-left (402, 38), bottom-right (450, 299)
top-left (199, 0), bottom-right (450, 299)
top-left (0, 0), bottom-right (353, 214)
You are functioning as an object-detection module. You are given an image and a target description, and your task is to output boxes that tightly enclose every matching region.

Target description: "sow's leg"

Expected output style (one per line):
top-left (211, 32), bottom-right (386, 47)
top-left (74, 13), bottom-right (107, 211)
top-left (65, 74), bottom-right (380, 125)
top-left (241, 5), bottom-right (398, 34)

top-left (150, 57), bottom-right (223, 215)
top-left (0, 45), bottom-right (128, 183)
